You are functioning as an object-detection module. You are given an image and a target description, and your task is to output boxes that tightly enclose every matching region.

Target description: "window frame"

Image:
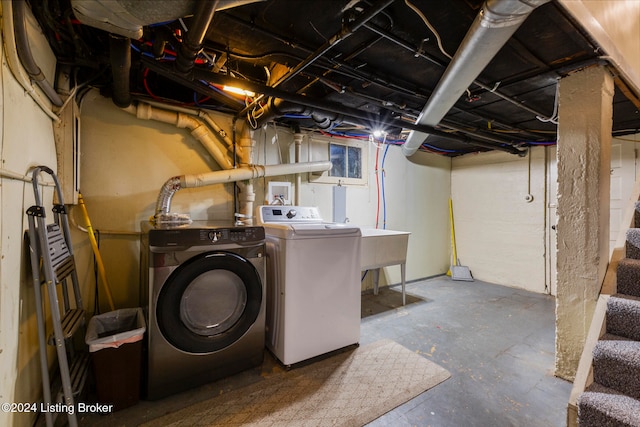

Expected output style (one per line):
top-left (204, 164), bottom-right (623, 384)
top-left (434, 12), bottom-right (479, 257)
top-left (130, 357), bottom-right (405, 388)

top-left (309, 136), bottom-right (368, 186)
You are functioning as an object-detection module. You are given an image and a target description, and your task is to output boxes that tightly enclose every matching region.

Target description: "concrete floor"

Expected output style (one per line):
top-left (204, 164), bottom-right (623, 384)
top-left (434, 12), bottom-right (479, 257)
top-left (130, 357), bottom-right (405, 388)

top-left (78, 276), bottom-right (572, 426)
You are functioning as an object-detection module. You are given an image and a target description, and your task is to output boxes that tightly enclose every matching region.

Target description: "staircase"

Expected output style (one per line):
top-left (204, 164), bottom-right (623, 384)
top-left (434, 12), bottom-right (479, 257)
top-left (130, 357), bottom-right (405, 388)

top-left (572, 203), bottom-right (640, 426)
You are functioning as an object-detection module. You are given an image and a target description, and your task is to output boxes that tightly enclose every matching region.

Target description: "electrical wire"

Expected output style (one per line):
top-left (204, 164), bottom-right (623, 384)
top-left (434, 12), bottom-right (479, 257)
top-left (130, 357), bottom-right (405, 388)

top-left (536, 80), bottom-right (559, 125)
top-left (374, 136), bottom-right (381, 229)
top-left (404, 0), bottom-right (452, 60)
top-left (527, 141), bottom-right (557, 146)
top-left (420, 141), bottom-right (461, 154)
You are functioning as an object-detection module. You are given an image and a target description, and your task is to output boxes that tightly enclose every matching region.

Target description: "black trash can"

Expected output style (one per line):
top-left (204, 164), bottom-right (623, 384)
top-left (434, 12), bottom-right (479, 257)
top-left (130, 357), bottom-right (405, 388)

top-left (85, 308), bottom-right (146, 411)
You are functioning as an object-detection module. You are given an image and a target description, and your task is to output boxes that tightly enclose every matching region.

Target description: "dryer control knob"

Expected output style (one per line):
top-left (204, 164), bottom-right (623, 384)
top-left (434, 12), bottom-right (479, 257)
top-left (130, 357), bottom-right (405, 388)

top-left (286, 209), bottom-right (297, 219)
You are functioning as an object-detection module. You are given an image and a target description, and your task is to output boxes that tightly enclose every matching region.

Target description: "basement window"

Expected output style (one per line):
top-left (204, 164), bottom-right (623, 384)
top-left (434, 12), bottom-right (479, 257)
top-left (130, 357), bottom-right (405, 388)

top-left (309, 137), bottom-right (368, 185)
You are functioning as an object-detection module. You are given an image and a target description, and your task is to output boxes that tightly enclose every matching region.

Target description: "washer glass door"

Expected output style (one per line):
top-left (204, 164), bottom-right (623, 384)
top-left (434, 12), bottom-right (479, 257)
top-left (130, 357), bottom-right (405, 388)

top-left (156, 251), bottom-right (262, 353)
top-left (180, 269), bottom-right (247, 336)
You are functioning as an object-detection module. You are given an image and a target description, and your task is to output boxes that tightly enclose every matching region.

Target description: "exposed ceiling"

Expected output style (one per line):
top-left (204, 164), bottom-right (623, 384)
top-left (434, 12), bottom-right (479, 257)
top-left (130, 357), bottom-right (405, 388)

top-left (28, 0), bottom-right (640, 156)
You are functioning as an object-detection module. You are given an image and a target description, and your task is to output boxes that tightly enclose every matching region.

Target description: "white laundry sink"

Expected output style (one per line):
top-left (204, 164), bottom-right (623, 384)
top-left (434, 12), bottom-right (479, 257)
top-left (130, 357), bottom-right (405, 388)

top-left (360, 228), bottom-right (410, 270)
top-left (359, 228), bottom-right (410, 305)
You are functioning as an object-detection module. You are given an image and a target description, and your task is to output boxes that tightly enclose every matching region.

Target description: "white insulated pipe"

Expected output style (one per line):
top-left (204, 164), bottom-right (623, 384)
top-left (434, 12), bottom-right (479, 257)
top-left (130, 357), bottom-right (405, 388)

top-left (237, 123), bottom-right (254, 166)
top-left (294, 133), bottom-right (304, 205)
top-left (234, 123), bottom-right (256, 224)
top-left (154, 161), bottom-right (332, 221)
top-left (124, 102), bottom-right (324, 224)
top-left (181, 162), bottom-right (331, 188)
top-left (123, 103), bottom-right (234, 169)
top-left (402, 0), bottom-right (550, 157)
top-left (235, 180), bottom-right (255, 225)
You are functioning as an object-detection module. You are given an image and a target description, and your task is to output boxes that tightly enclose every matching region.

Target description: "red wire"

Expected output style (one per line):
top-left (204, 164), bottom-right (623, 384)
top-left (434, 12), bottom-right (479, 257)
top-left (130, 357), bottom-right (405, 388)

top-left (142, 68), bottom-right (163, 101)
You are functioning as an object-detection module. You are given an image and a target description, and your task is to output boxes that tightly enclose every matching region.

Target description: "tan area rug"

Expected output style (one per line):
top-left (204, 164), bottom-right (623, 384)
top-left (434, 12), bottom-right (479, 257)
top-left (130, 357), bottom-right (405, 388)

top-left (142, 339), bottom-right (450, 427)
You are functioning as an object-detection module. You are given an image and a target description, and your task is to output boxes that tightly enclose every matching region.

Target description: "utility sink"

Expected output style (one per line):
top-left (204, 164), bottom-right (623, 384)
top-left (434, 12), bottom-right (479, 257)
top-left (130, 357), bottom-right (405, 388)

top-left (359, 228), bottom-right (410, 305)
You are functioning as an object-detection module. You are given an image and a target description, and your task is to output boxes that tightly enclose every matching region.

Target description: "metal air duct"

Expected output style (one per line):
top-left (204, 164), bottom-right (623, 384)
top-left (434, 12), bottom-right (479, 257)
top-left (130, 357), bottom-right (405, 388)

top-left (70, 0), bottom-right (266, 39)
top-left (402, 0), bottom-right (550, 157)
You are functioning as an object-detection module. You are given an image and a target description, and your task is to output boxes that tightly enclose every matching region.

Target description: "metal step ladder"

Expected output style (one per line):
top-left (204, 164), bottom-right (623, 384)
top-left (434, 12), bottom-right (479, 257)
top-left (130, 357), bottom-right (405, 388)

top-left (26, 166), bottom-right (88, 427)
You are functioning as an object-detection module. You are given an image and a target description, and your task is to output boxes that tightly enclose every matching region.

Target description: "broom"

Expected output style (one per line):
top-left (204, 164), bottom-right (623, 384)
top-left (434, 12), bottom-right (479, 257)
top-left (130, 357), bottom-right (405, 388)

top-left (447, 198), bottom-right (474, 281)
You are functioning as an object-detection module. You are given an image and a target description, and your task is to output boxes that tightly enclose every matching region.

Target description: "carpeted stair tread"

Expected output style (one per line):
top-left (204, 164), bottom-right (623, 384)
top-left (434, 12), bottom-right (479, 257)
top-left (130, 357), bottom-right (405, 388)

top-left (615, 258), bottom-right (640, 298)
top-left (593, 340), bottom-right (640, 399)
top-left (606, 295), bottom-right (640, 341)
top-left (578, 382), bottom-right (640, 427)
top-left (625, 228), bottom-right (640, 259)
top-left (599, 333), bottom-right (633, 342)
top-left (634, 201), bottom-right (640, 229)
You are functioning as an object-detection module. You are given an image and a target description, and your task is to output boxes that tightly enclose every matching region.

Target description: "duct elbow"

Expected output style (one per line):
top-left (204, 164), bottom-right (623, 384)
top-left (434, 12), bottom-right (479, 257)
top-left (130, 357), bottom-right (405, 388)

top-left (402, 144), bottom-right (419, 158)
top-left (483, 0), bottom-right (551, 27)
top-left (154, 176), bottom-right (188, 223)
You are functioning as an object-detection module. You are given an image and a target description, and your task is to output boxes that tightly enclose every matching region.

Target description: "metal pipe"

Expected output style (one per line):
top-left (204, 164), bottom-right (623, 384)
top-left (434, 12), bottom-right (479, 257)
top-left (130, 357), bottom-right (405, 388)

top-left (109, 34), bottom-right (132, 108)
top-left (145, 59), bottom-right (524, 154)
top-left (237, 0), bottom-right (395, 118)
top-left (175, 0), bottom-right (220, 74)
top-left (253, 98), bottom-right (344, 130)
top-left (219, 11), bottom-right (556, 137)
top-left (272, 0), bottom-right (395, 89)
top-left (402, 0), bottom-right (550, 157)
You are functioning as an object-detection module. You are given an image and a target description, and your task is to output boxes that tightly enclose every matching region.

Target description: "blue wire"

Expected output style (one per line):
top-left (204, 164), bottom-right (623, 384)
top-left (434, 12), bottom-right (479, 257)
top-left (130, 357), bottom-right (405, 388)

top-left (148, 20), bottom-right (177, 27)
top-left (131, 43), bottom-right (176, 61)
top-left (527, 141), bottom-right (557, 146)
top-left (283, 114), bottom-right (310, 119)
top-left (420, 142), bottom-right (460, 153)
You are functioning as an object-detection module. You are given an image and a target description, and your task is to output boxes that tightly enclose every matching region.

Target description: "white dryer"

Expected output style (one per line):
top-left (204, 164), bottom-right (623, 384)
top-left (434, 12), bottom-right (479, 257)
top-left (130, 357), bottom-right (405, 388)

top-left (256, 206), bottom-right (361, 366)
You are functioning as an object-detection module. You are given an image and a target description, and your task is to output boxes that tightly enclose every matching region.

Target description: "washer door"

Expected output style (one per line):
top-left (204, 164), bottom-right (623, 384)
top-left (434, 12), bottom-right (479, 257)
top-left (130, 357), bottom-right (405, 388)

top-left (156, 251), bottom-right (262, 353)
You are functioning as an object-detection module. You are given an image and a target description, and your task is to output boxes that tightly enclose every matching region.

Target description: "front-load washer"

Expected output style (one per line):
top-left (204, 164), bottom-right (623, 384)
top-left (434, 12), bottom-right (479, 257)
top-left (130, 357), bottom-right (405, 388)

top-left (256, 206), bottom-right (361, 366)
top-left (140, 221), bottom-right (265, 400)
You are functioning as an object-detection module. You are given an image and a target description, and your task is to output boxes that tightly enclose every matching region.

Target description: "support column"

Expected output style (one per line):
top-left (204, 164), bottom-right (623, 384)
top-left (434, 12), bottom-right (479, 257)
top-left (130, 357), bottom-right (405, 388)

top-left (555, 66), bottom-right (614, 380)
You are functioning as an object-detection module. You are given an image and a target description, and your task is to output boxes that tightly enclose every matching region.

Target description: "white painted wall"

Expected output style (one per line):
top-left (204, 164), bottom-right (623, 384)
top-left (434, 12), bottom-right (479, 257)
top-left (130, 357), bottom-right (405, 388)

top-left (1, 2), bottom-right (637, 424)
top-left (609, 137), bottom-right (640, 255)
top-left (0, 14), bottom-right (59, 427)
top-left (451, 148), bottom-right (548, 293)
top-left (77, 93), bottom-right (452, 312)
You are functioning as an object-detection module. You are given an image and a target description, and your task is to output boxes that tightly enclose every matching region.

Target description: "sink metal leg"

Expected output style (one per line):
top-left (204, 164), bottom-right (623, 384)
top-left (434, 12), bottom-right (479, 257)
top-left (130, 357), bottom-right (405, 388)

top-left (401, 263), bottom-right (406, 306)
top-left (373, 268), bottom-right (380, 295)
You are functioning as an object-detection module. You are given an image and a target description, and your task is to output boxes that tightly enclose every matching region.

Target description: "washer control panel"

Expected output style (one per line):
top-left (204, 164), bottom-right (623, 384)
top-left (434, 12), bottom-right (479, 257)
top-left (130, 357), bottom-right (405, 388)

top-left (148, 223), bottom-right (265, 247)
top-left (258, 206), bottom-right (322, 223)
top-left (199, 227), bottom-right (265, 244)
